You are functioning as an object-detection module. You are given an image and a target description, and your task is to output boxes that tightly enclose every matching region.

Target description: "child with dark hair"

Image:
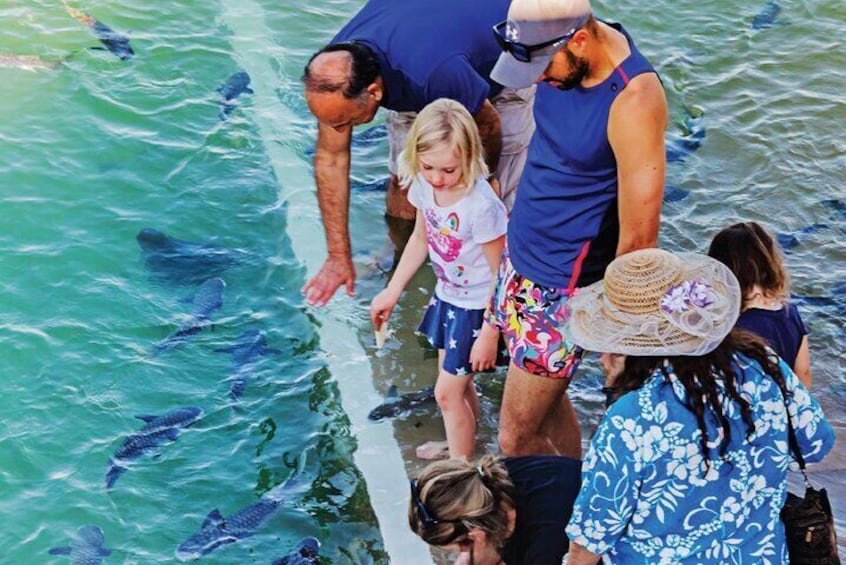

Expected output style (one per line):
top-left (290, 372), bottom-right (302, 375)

top-left (708, 221), bottom-right (811, 386)
top-left (560, 248), bottom-right (833, 564)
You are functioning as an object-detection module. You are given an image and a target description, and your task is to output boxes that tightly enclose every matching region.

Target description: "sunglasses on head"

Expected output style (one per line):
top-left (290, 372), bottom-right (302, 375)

top-left (492, 21), bottom-right (580, 63)
top-left (410, 479), bottom-right (439, 527)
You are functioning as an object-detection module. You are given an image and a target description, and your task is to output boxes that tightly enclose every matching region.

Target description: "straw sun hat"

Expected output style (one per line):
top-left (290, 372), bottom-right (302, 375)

top-left (564, 249), bottom-right (741, 356)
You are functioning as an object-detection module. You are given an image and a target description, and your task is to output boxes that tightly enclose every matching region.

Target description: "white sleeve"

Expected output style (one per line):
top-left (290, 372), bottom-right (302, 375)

top-left (471, 191), bottom-right (508, 244)
top-left (406, 178), bottom-right (424, 210)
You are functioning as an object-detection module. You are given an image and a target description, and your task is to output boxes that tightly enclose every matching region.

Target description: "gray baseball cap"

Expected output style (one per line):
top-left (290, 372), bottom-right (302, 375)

top-left (490, 0), bottom-right (591, 88)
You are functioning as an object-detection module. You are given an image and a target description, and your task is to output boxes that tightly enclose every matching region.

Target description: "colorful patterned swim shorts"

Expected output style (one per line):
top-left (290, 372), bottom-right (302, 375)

top-left (487, 253), bottom-right (584, 379)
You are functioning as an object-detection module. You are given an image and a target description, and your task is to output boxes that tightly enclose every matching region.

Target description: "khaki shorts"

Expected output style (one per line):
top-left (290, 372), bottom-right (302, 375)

top-left (386, 86), bottom-right (536, 211)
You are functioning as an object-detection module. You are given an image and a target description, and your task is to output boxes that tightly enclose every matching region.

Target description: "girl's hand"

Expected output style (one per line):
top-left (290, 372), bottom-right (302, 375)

top-left (370, 288), bottom-right (399, 330)
top-left (469, 323), bottom-right (499, 373)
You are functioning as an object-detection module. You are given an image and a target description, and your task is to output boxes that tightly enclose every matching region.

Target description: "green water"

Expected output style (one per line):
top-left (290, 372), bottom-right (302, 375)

top-left (0, 0), bottom-right (844, 563)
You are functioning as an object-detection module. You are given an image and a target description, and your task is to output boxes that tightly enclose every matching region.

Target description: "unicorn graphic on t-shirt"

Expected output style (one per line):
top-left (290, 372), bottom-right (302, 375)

top-left (426, 210), bottom-right (462, 263)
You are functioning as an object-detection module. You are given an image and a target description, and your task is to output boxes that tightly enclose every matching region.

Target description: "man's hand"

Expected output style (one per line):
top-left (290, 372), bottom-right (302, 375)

top-left (302, 253), bottom-right (356, 306)
top-left (308, 121), bottom-right (354, 307)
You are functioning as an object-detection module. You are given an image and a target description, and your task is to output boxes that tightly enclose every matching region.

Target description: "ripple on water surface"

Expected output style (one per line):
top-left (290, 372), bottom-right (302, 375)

top-left (1, 0), bottom-right (844, 562)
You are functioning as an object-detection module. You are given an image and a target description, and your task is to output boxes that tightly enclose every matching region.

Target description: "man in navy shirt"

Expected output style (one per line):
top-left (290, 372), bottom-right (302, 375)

top-left (301, 0), bottom-right (535, 306)
top-left (485, 0), bottom-right (667, 463)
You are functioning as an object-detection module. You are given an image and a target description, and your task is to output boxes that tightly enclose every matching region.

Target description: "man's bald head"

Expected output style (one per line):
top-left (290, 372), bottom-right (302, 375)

top-left (303, 42), bottom-right (381, 100)
top-left (303, 42), bottom-right (384, 130)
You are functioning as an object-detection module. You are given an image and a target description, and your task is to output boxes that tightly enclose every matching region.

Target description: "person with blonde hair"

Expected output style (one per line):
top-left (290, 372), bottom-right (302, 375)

top-left (561, 248), bottom-right (834, 564)
top-left (301, 0), bottom-right (536, 307)
top-left (370, 98), bottom-right (508, 461)
top-left (409, 454), bottom-right (581, 564)
top-left (708, 221), bottom-right (812, 387)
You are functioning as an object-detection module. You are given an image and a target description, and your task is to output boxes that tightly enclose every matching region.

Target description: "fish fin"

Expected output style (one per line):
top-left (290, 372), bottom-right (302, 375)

top-left (88, 46), bottom-right (106, 51)
top-left (202, 509), bottom-right (226, 529)
top-left (386, 384), bottom-right (399, 399)
top-left (100, 548), bottom-right (112, 556)
top-left (48, 547), bottom-right (71, 555)
top-left (163, 428), bottom-right (180, 441)
top-left (410, 386), bottom-right (436, 401)
top-left (245, 87), bottom-right (254, 94)
top-left (776, 233), bottom-right (799, 250)
top-left (799, 223), bottom-right (829, 235)
top-left (154, 339), bottom-right (175, 354)
top-left (105, 463), bottom-right (126, 489)
top-left (135, 414), bottom-right (158, 423)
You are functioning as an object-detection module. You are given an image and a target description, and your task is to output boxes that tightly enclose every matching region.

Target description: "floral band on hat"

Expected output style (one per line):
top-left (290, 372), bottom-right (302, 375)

top-left (661, 280), bottom-right (716, 313)
top-left (562, 249), bottom-right (741, 357)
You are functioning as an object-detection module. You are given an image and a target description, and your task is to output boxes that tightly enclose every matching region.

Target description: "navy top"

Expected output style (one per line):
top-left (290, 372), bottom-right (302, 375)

top-left (507, 23), bottom-right (658, 289)
top-left (501, 455), bottom-right (582, 565)
top-left (331, 0), bottom-right (508, 114)
top-left (736, 302), bottom-right (808, 368)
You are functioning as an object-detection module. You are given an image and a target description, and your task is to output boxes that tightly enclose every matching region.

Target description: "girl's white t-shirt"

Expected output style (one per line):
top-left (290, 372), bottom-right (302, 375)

top-left (408, 175), bottom-right (508, 309)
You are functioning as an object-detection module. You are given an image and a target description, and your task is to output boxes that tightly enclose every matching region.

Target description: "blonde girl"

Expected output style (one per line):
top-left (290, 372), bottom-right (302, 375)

top-left (370, 98), bottom-right (507, 460)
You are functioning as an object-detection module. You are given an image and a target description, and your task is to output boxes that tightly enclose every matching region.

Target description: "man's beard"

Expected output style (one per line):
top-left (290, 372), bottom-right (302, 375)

top-left (544, 48), bottom-right (590, 91)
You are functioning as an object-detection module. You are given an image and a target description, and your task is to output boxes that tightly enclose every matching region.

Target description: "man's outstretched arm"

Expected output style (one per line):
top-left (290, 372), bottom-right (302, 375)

top-left (302, 121), bottom-right (355, 306)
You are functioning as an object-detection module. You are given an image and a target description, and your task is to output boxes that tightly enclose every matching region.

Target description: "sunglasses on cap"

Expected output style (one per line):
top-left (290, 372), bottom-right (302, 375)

top-left (492, 20), bottom-right (581, 63)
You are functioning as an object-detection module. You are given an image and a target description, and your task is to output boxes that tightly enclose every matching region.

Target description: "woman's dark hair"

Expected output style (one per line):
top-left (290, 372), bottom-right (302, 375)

top-left (707, 221), bottom-right (788, 309)
top-left (409, 455), bottom-right (516, 552)
top-left (302, 41), bottom-right (381, 99)
top-left (613, 328), bottom-right (789, 465)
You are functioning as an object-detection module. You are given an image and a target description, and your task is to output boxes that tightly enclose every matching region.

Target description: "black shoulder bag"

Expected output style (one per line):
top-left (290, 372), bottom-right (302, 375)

top-left (781, 394), bottom-right (841, 564)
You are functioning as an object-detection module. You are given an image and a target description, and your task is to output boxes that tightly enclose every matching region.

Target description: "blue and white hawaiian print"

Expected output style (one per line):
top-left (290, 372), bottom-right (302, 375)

top-left (566, 353), bottom-right (835, 564)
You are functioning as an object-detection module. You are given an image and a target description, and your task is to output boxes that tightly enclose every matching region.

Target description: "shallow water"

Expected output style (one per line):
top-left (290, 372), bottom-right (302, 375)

top-left (0, 0), bottom-right (843, 563)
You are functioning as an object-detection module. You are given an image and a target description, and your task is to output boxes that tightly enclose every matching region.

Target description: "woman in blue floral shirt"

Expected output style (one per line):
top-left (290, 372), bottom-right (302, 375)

top-left (562, 249), bottom-right (835, 564)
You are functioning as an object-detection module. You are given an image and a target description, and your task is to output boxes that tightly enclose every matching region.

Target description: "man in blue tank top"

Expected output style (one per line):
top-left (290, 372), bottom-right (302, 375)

top-left (485, 0), bottom-right (667, 461)
top-left (300, 0), bottom-right (536, 306)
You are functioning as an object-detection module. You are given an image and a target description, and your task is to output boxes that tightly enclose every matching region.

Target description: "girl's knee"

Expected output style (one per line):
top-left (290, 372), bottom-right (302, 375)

top-left (434, 386), bottom-right (457, 411)
top-left (434, 373), bottom-right (467, 411)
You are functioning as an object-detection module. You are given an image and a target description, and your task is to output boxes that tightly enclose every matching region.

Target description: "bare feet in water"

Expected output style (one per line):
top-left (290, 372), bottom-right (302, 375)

top-left (416, 440), bottom-right (450, 460)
